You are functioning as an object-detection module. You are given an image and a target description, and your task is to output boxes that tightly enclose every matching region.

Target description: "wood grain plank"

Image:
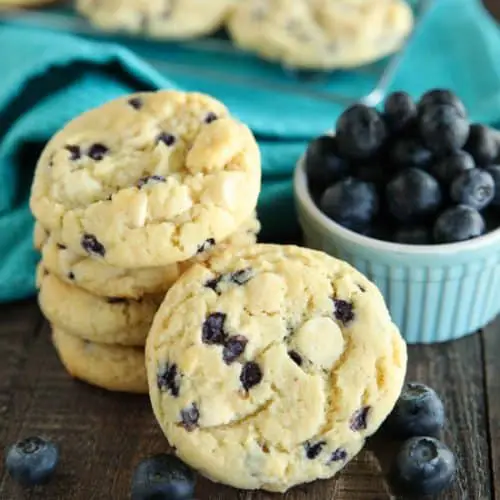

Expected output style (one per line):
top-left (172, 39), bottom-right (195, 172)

top-left (481, 322), bottom-right (500, 498)
top-left (0, 305), bottom-right (493, 500)
top-left (402, 334), bottom-right (492, 500)
top-left (0, 300), bottom-right (43, 442)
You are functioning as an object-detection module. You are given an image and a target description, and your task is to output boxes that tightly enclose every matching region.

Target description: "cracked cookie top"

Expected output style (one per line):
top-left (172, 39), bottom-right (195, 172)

top-left (146, 244), bottom-right (407, 492)
top-left (30, 91), bottom-right (261, 268)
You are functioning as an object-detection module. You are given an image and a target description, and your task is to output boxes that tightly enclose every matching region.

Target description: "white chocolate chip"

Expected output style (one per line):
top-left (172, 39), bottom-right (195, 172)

top-left (291, 317), bottom-right (344, 369)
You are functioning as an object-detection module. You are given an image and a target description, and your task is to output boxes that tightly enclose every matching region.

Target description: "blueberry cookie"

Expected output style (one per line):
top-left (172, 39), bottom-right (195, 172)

top-left (37, 268), bottom-right (161, 346)
top-left (52, 327), bottom-right (147, 394)
top-left (30, 91), bottom-right (261, 268)
top-left (146, 244), bottom-right (407, 492)
top-left (227, 0), bottom-right (414, 70)
top-left (35, 216), bottom-right (260, 299)
top-left (77, 0), bottom-right (237, 39)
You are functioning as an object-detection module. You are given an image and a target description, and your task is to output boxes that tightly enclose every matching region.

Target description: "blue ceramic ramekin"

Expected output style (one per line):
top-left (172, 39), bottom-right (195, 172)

top-left (294, 158), bottom-right (500, 344)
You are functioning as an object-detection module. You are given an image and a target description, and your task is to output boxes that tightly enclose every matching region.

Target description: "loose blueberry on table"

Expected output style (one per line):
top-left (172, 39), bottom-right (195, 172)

top-left (4, 436), bottom-right (59, 486)
top-left (389, 436), bottom-right (456, 497)
top-left (305, 89), bottom-right (500, 244)
top-left (131, 453), bottom-right (196, 500)
top-left (383, 382), bottom-right (446, 439)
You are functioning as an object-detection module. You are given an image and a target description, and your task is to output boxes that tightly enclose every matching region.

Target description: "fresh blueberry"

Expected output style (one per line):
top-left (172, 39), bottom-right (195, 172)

top-left (464, 124), bottom-right (499, 166)
top-left (450, 169), bottom-right (494, 210)
top-left (131, 454), bottom-right (196, 500)
top-left (336, 104), bottom-right (387, 160)
top-left (418, 89), bottom-right (467, 118)
top-left (383, 91), bottom-right (417, 133)
top-left (354, 161), bottom-right (387, 185)
top-left (389, 138), bottom-right (432, 170)
top-left (384, 383), bottom-right (445, 438)
top-left (394, 227), bottom-right (431, 245)
top-left (305, 136), bottom-right (349, 189)
top-left (5, 437), bottom-right (59, 486)
top-left (486, 165), bottom-right (500, 206)
top-left (419, 104), bottom-right (470, 156)
top-left (389, 437), bottom-right (456, 497)
top-left (433, 205), bottom-right (485, 243)
top-left (320, 177), bottom-right (379, 231)
top-left (386, 168), bottom-right (442, 222)
top-left (431, 150), bottom-right (475, 184)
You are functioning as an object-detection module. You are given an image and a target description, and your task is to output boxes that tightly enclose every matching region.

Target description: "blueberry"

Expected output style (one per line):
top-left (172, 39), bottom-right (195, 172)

top-left (383, 91), bottom-right (417, 133)
top-left (204, 112), bottom-right (218, 124)
top-left (431, 150), bottom-right (475, 184)
top-left (486, 165), bottom-right (500, 206)
top-left (87, 143), bottom-right (109, 161)
top-left (131, 454), bottom-right (196, 500)
top-left (336, 104), bottom-right (387, 160)
top-left (389, 138), bottom-right (432, 169)
top-left (450, 168), bottom-right (494, 210)
top-left (465, 124), bottom-right (499, 166)
top-left (305, 136), bottom-right (349, 189)
top-left (385, 383), bottom-right (445, 438)
top-left (5, 437), bottom-right (59, 486)
top-left (418, 89), bottom-right (467, 118)
top-left (394, 226), bottom-right (431, 245)
top-left (354, 161), bottom-right (387, 185)
top-left (419, 104), bottom-right (470, 156)
top-left (320, 178), bottom-right (379, 231)
top-left (389, 437), bottom-right (456, 497)
top-left (240, 362), bottom-right (263, 391)
top-left (386, 168), bottom-right (442, 222)
top-left (433, 205), bottom-right (485, 243)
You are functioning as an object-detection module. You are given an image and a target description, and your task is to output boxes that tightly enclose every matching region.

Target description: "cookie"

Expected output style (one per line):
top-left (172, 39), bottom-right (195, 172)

top-left (36, 215), bottom-right (260, 299)
top-left (77, 0), bottom-right (237, 40)
top-left (52, 327), bottom-right (147, 394)
top-left (146, 244), bottom-right (407, 492)
top-left (30, 91), bottom-right (261, 268)
top-left (38, 268), bottom-right (161, 346)
top-left (227, 0), bottom-right (414, 70)
top-left (33, 222), bottom-right (48, 251)
top-left (0, 0), bottom-right (59, 8)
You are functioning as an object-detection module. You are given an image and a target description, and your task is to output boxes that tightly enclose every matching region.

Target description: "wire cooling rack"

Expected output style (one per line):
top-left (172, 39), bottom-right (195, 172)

top-left (1, 0), bottom-right (433, 107)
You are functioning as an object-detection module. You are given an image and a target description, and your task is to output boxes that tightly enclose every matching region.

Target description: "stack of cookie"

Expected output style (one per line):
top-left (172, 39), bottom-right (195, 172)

top-left (30, 90), bottom-right (262, 394)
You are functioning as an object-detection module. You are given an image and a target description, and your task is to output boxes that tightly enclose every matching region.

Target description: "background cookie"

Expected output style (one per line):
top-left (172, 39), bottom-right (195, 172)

top-left (0, 0), bottom-right (59, 8)
top-left (38, 268), bottom-right (161, 346)
top-left (52, 327), bottom-right (147, 394)
top-left (30, 91), bottom-right (261, 268)
top-left (36, 215), bottom-right (260, 299)
top-left (146, 244), bottom-right (407, 492)
top-left (76, 0), bottom-right (237, 39)
top-left (227, 0), bottom-right (414, 70)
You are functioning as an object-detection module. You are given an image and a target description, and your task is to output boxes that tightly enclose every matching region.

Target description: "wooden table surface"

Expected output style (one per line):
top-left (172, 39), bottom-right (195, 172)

top-left (2, 1), bottom-right (500, 499)
top-left (1, 301), bottom-right (499, 500)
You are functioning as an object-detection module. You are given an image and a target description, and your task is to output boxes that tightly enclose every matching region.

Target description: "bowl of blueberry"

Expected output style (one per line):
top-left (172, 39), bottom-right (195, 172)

top-left (294, 89), bottom-right (500, 343)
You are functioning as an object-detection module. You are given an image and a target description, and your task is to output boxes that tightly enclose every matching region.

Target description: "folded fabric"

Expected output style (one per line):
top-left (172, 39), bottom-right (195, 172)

top-left (1, 0), bottom-right (500, 302)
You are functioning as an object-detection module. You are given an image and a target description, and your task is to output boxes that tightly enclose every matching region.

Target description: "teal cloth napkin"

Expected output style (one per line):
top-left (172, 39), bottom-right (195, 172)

top-left (1, 0), bottom-right (500, 302)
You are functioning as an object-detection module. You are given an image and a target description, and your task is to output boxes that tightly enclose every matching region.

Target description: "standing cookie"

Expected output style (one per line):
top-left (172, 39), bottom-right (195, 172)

top-left (146, 244), bottom-right (407, 492)
top-left (227, 0), bottom-right (414, 70)
top-left (30, 91), bottom-right (261, 268)
top-left (76, 0), bottom-right (237, 39)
